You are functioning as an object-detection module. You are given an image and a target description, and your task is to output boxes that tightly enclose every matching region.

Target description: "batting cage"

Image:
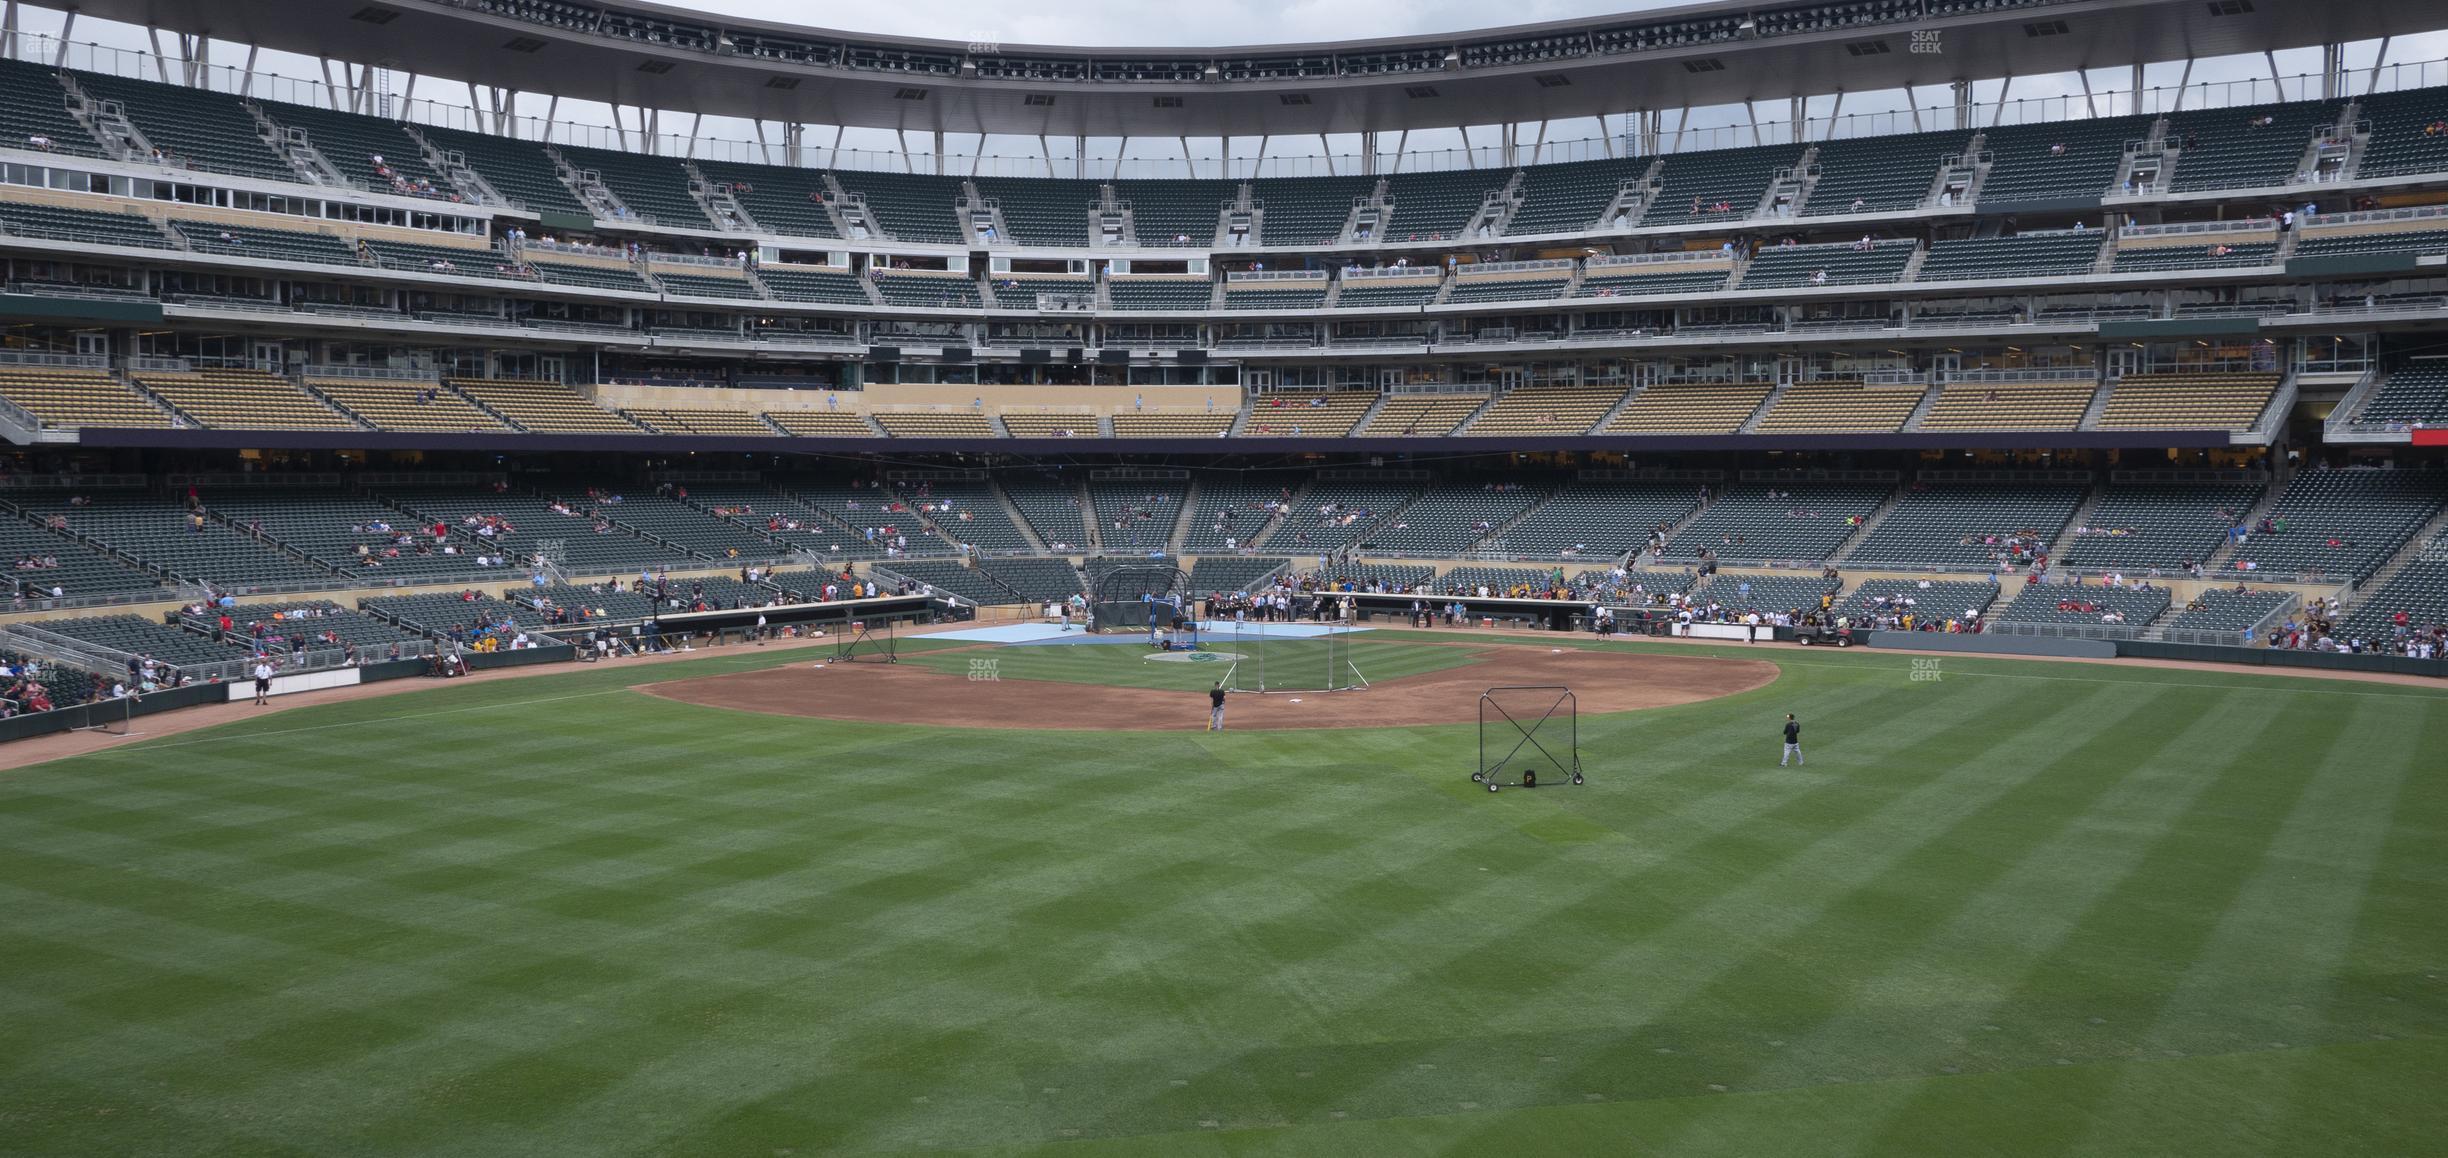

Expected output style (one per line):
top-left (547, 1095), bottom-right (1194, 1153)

top-left (1092, 563), bottom-right (1193, 633)
top-left (833, 616), bottom-right (899, 664)
top-left (1217, 621), bottom-right (1369, 693)
top-left (1472, 685), bottom-right (1583, 791)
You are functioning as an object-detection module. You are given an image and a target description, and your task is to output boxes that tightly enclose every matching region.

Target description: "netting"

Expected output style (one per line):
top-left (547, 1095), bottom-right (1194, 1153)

top-left (1092, 563), bottom-right (1191, 632)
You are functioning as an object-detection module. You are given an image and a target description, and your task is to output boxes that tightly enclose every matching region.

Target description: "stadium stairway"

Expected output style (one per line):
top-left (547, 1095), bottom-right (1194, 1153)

top-left (2354, 503), bottom-right (2448, 596)
top-left (990, 483), bottom-right (1054, 554)
top-left (1823, 486), bottom-right (1907, 564)
top-left (2044, 483), bottom-right (2110, 561)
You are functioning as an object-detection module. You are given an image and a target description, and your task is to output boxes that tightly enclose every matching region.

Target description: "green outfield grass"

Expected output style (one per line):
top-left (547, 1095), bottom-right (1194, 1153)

top-left (1, 632), bottom-right (2442, 1156)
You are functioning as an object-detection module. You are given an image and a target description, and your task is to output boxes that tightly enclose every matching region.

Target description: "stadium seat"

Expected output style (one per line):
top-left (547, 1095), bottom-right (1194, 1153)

top-left (0, 368), bottom-right (175, 429)
top-left (449, 379), bottom-right (643, 433)
top-left (1842, 483), bottom-right (2087, 568)
top-left (1112, 179), bottom-right (1238, 246)
top-left (2093, 372), bottom-right (2278, 430)
top-left (134, 370), bottom-right (362, 430)
top-left (1750, 380), bottom-right (1923, 433)
top-left (557, 144), bottom-right (718, 229)
top-left (71, 70), bottom-right (296, 182)
top-left (1661, 483), bottom-right (1890, 563)
top-left (307, 378), bottom-right (510, 433)
top-left (1603, 381), bottom-right (1773, 434)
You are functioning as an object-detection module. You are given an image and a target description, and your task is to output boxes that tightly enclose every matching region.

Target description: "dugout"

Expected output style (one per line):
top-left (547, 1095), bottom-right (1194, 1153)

top-left (650, 593), bottom-right (945, 646)
top-left (1348, 591), bottom-right (1589, 632)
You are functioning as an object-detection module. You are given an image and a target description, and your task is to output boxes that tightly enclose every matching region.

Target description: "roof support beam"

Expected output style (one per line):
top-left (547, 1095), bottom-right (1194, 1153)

top-left (1391, 128), bottom-right (1408, 174)
top-left (1823, 90), bottom-right (1843, 141)
top-left (1745, 101), bottom-right (1761, 148)
top-left (2264, 49), bottom-right (2285, 100)
top-left (1596, 115), bottom-right (1615, 159)
top-left (1319, 133), bottom-right (1333, 177)
top-left (2366, 36), bottom-right (2392, 96)
top-left (2321, 42), bottom-right (2344, 101)
top-left (829, 124), bottom-right (844, 169)
top-left (1179, 134), bottom-right (1193, 180)
top-left (1988, 74), bottom-right (2013, 128)
top-left (2132, 63), bottom-right (2145, 116)
top-left (49, 8), bottom-right (68, 67)
top-left (2171, 58), bottom-right (2194, 111)
top-left (1950, 79), bottom-right (1970, 130)
top-left (2079, 69), bottom-right (2097, 119)
top-left (2, 3), bottom-right (19, 62)
top-left (684, 112), bottom-right (702, 159)
top-left (1530, 119), bottom-right (1548, 166)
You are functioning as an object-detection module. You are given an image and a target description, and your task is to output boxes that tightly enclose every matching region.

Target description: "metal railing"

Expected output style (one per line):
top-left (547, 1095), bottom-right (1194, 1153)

top-left (300, 363), bottom-right (441, 382)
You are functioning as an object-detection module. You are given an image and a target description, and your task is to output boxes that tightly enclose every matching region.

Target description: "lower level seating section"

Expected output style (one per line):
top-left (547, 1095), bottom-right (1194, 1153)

top-left (872, 271), bottom-right (980, 309)
top-left (386, 488), bottom-right (688, 574)
top-left (989, 276), bottom-right (1094, 309)
top-left (1221, 282), bottom-right (1330, 310)
top-left (1110, 412), bottom-right (1233, 439)
top-left (1188, 556), bottom-right (1288, 595)
top-left (816, 480), bottom-right (1022, 554)
top-left (1976, 116), bottom-right (2151, 203)
top-left (1843, 482), bottom-right (2086, 567)
top-left (1180, 479), bottom-right (1289, 554)
top-left (528, 257), bottom-right (654, 294)
top-left (362, 591), bottom-right (551, 636)
top-left (72, 70), bottom-right (294, 182)
top-left (979, 558), bottom-right (1084, 603)
top-left (1751, 380), bottom-right (1922, 433)
top-left (1364, 484), bottom-right (1543, 555)
top-left (1697, 572), bottom-right (1837, 614)
top-left (1640, 143), bottom-right (1802, 227)
top-left (0, 199), bottom-right (173, 248)
top-left (1109, 278), bottom-right (1214, 310)
top-left (2163, 100), bottom-right (2337, 192)
top-left (2110, 238), bottom-right (2278, 272)
top-left (0, 60), bottom-right (101, 159)
top-left (2289, 223), bottom-right (2448, 260)
top-left (677, 485), bottom-right (882, 560)
top-left (310, 378), bottom-right (510, 433)
top-left (877, 559), bottom-right (1012, 606)
top-left (1316, 563), bottom-right (1435, 591)
top-left (1383, 169), bottom-right (1497, 241)
top-left (1466, 384), bottom-right (1626, 436)
top-left (1802, 130), bottom-right (1968, 216)
top-left (1249, 176), bottom-right (1374, 246)
top-left (2222, 468), bottom-right (2448, 581)
top-left (695, 159), bottom-right (838, 238)
top-left (1496, 480), bottom-right (1700, 558)
top-left (1740, 240), bottom-right (1914, 289)
top-left (757, 266), bottom-right (873, 305)
top-left (1592, 568), bottom-right (1700, 598)
top-left (556, 144), bottom-right (717, 229)
top-left (833, 171), bottom-right (966, 244)
top-left (1001, 477), bottom-right (1089, 550)
top-left (182, 600), bottom-right (422, 655)
top-left (1360, 395), bottom-right (1484, 437)
top-left (1240, 392), bottom-right (1375, 437)
top-left (1436, 566), bottom-right (1567, 596)
top-left (519, 583), bottom-right (657, 622)
top-left (1087, 481), bottom-right (1187, 553)
top-left (451, 378), bottom-right (641, 433)
top-left (0, 649), bottom-right (99, 708)
top-left (1576, 266), bottom-right (1731, 297)
top-left (1917, 230), bottom-right (2105, 282)
top-left (765, 410), bottom-right (878, 437)
top-left (1605, 380), bottom-right (1773, 434)
top-left (136, 369), bottom-right (359, 431)
top-left (2355, 87), bottom-right (2448, 179)
top-left (1836, 579), bottom-right (1998, 625)
top-left (624, 409), bottom-right (779, 437)
top-left (2351, 362), bottom-right (2448, 427)
top-left (1916, 379), bottom-right (2098, 431)
top-left (1662, 482), bottom-right (1890, 563)
top-left (205, 491), bottom-right (498, 582)
top-left (974, 176), bottom-right (1100, 247)
top-left (0, 515), bottom-right (164, 599)
top-left (2336, 551), bottom-right (2448, 642)
top-left (1993, 581), bottom-right (2170, 626)
top-left (2094, 372), bottom-right (2278, 430)
top-left (33, 614), bottom-right (252, 669)
top-left (415, 126), bottom-right (590, 217)
top-left (1273, 479), bottom-right (1417, 554)
top-left (571, 488), bottom-right (777, 557)
top-left (0, 367), bottom-right (173, 429)
top-left (2165, 587), bottom-right (2295, 634)
top-left (1506, 157), bottom-right (1646, 236)
top-left (1113, 179), bottom-right (1235, 246)
top-left (2057, 482), bottom-right (2264, 572)
top-left (261, 101), bottom-right (450, 199)
top-left (38, 492), bottom-right (332, 586)
top-left (873, 412), bottom-right (998, 439)
top-left (1441, 271), bottom-right (1570, 304)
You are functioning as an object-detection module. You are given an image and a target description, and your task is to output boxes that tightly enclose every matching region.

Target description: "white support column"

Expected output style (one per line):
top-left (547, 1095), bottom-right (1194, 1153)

top-left (539, 93), bottom-right (556, 142)
top-left (1458, 124), bottom-right (1473, 166)
top-left (932, 128), bottom-right (944, 175)
top-left (1360, 129), bottom-right (1377, 175)
top-left (1596, 115), bottom-right (1615, 159)
top-left (895, 128), bottom-right (914, 173)
top-left (50, 10), bottom-right (69, 67)
top-left (829, 125), bottom-right (845, 169)
top-left (610, 104), bottom-right (629, 152)
top-left (1318, 132), bottom-right (1332, 176)
top-left (648, 107), bottom-right (662, 156)
top-left (1179, 134), bottom-right (1194, 179)
top-left (147, 27), bottom-right (171, 84)
top-left (1988, 74), bottom-right (2013, 128)
top-left (784, 122), bottom-right (803, 167)
top-left (399, 73), bottom-right (415, 119)
top-left (2079, 69), bottom-right (2097, 119)
top-left (684, 112), bottom-right (701, 159)
top-left (320, 57), bottom-right (341, 110)
top-left (1110, 134), bottom-right (1127, 181)
top-left (2321, 42), bottom-right (2343, 101)
top-left (1391, 128), bottom-right (1408, 174)
top-left (1788, 95), bottom-right (1804, 144)
top-left (1744, 101), bottom-right (1761, 148)
top-left (2366, 36), bottom-right (2392, 97)
top-left (1, 2), bottom-right (16, 63)
top-left (1823, 90), bottom-right (1843, 141)
top-left (2264, 50), bottom-right (2285, 101)
top-left (2132, 62), bottom-right (2145, 117)
top-left (1500, 122), bottom-right (1517, 167)
top-left (1530, 120), bottom-right (1548, 166)
top-left (969, 132), bottom-right (985, 177)
top-left (1908, 90), bottom-right (1922, 133)
top-left (1670, 106), bottom-right (1689, 152)
top-left (752, 119), bottom-right (770, 165)
top-left (1254, 133), bottom-right (1267, 178)
top-left (1950, 79), bottom-right (1970, 130)
top-left (2172, 59), bottom-right (2194, 111)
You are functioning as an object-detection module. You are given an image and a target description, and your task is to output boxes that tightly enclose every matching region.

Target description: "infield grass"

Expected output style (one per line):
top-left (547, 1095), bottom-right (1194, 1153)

top-left (1, 631), bottom-right (2442, 1156)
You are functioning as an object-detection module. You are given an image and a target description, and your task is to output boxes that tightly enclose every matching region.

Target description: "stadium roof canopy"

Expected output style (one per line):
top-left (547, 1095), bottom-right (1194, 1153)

top-left (38, 0), bottom-right (2434, 137)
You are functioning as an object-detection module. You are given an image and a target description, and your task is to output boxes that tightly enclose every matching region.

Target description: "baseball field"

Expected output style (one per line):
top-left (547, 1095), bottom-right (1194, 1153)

top-left (0, 629), bottom-right (2441, 1156)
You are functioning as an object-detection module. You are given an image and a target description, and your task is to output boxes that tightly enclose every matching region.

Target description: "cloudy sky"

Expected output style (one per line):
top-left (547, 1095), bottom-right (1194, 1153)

top-left (8, 1), bottom-right (2441, 173)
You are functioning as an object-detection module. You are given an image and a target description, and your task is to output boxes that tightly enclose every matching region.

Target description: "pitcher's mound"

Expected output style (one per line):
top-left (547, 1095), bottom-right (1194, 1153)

top-left (638, 646), bottom-right (1776, 732)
